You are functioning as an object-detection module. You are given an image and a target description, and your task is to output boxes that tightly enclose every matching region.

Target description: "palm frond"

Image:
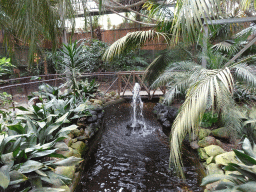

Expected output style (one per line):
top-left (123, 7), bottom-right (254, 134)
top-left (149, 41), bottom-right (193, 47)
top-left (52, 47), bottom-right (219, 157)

top-left (233, 64), bottom-right (256, 86)
top-left (171, 0), bottom-right (220, 44)
top-left (102, 30), bottom-right (171, 61)
top-left (212, 41), bottom-right (239, 54)
top-left (169, 67), bottom-right (234, 178)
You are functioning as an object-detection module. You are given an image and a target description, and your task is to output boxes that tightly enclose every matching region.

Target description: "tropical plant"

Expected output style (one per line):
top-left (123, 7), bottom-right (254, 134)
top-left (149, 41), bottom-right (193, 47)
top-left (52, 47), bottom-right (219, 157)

top-left (0, 57), bottom-right (14, 77)
top-left (0, 92), bottom-right (12, 109)
top-left (57, 41), bottom-right (88, 93)
top-left (201, 138), bottom-right (256, 191)
top-left (0, 0), bottom-right (75, 69)
top-left (103, 29), bottom-right (256, 178)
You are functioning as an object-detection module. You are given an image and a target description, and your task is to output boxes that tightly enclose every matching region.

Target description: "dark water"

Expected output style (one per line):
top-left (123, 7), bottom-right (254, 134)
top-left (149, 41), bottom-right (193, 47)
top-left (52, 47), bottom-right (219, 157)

top-left (77, 102), bottom-right (202, 192)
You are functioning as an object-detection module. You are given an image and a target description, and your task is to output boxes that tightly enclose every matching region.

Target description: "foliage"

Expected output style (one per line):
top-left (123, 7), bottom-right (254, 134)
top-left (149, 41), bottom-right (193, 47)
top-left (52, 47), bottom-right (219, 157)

top-left (0, 0), bottom-right (75, 69)
top-left (82, 39), bottom-right (108, 72)
top-left (0, 73), bottom-right (100, 190)
top-left (200, 112), bottom-right (219, 128)
top-left (0, 92), bottom-right (12, 108)
top-left (201, 138), bottom-right (256, 191)
top-left (58, 41), bottom-right (88, 93)
top-left (0, 57), bottom-right (14, 77)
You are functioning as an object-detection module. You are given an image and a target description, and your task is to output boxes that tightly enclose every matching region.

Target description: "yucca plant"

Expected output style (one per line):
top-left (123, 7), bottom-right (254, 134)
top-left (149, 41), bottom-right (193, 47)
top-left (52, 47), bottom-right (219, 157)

top-left (201, 138), bottom-right (256, 191)
top-left (58, 41), bottom-right (88, 94)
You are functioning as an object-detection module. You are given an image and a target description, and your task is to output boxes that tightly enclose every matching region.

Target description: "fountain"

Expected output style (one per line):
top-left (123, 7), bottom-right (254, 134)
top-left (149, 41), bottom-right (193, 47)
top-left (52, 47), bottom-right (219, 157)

top-left (126, 83), bottom-right (146, 135)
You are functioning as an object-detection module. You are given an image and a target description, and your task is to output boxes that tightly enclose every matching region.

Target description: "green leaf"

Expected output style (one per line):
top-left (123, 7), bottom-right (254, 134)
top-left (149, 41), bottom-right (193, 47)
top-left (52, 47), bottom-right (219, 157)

top-left (0, 165), bottom-right (10, 189)
top-left (53, 156), bottom-right (83, 166)
top-left (236, 181), bottom-right (256, 191)
top-left (35, 170), bottom-right (47, 177)
top-left (55, 112), bottom-right (69, 123)
top-left (30, 149), bottom-right (57, 159)
top-left (16, 106), bottom-right (29, 111)
top-left (29, 188), bottom-right (65, 192)
top-left (234, 149), bottom-right (256, 166)
top-left (201, 174), bottom-right (233, 186)
top-left (30, 76), bottom-right (41, 80)
top-left (9, 170), bottom-right (27, 182)
top-left (7, 124), bottom-right (25, 134)
top-left (18, 160), bottom-right (43, 174)
top-left (1, 152), bottom-right (14, 165)
top-left (242, 138), bottom-right (256, 159)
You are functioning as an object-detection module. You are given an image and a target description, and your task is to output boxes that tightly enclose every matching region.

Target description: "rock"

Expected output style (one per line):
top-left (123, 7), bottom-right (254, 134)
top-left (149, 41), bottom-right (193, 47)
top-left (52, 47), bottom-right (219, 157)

top-left (204, 145), bottom-right (225, 157)
top-left (94, 99), bottom-right (103, 105)
top-left (198, 148), bottom-right (209, 160)
top-left (55, 142), bottom-right (69, 151)
top-left (77, 136), bottom-right (87, 141)
top-left (94, 106), bottom-right (103, 113)
top-left (166, 106), bottom-right (178, 121)
top-left (77, 122), bottom-right (86, 128)
top-left (215, 151), bottom-right (240, 166)
top-left (89, 99), bottom-right (95, 102)
top-left (80, 129), bottom-right (84, 135)
top-left (71, 129), bottom-right (81, 137)
top-left (87, 115), bottom-right (98, 123)
top-left (190, 141), bottom-right (200, 149)
top-left (89, 110), bottom-right (98, 116)
top-left (216, 139), bottom-right (224, 148)
top-left (55, 166), bottom-right (76, 179)
top-left (212, 127), bottom-right (229, 139)
top-left (98, 112), bottom-right (104, 119)
top-left (199, 128), bottom-right (212, 140)
top-left (157, 109), bottom-right (168, 122)
top-left (72, 138), bottom-right (77, 143)
top-left (72, 149), bottom-right (82, 158)
top-left (162, 120), bottom-right (171, 128)
top-left (153, 103), bottom-right (165, 114)
top-left (206, 163), bottom-right (224, 175)
top-left (71, 141), bottom-right (87, 155)
top-left (198, 136), bottom-right (217, 148)
top-left (206, 156), bottom-right (214, 164)
top-left (59, 147), bottom-right (73, 158)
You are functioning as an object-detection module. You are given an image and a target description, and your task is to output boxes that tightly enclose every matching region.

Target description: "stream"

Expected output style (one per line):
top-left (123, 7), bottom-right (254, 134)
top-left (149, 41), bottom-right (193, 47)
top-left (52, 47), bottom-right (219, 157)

top-left (76, 102), bottom-right (202, 192)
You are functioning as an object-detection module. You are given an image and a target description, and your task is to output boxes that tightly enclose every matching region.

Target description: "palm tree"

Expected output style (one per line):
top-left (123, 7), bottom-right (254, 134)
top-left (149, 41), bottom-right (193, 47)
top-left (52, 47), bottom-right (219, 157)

top-left (102, 0), bottom-right (256, 177)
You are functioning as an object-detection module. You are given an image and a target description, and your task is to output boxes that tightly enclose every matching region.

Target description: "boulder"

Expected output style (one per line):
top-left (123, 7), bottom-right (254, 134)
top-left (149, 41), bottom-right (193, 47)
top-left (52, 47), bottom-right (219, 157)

top-left (215, 151), bottom-right (239, 166)
top-left (206, 163), bottom-right (224, 175)
top-left (94, 106), bottom-right (103, 113)
top-left (59, 147), bottom-right (73, 158)
top-left (166, 106), bottom-right (178, 120)
top-left (212, 127), bottom-right (230, 139)
top-left (72, 149), bottom-right (82, 158)
top-left (71, 141), bottom-right (87, 155)
top-left (162, 120), bottom-right (171, 128)
top-left (94, 99), bottom-right (103, 105)
top-left (198, 136), bottom-right (217, 148)
top-left (76, 136), bottom-right (87, 141)
top-left (89, 110), bottom-right (98, 116)
top-left (71, 129), bottom-right (81, 137)
top-left (190, 141), bottom-right (200, 149)
top-left (98, 112), bottom-right (104, 119)
top-left (199, 128), bottom-right (212, 140)
top-left (204, 145), bottom-right (225, 157)
top-left (216, 139), bottom-right (224, 148)
top-left (55, 166), bottom-right (76, 179)
top-left (87, 115), bottom-right (98, 123)
top-left (198, 148), bottom-right (209, 160)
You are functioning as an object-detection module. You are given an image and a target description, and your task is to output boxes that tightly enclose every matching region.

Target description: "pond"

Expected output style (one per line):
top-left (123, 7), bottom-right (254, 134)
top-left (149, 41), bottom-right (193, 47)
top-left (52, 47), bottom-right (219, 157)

top-left (75, 101), bottom-right (203, 192)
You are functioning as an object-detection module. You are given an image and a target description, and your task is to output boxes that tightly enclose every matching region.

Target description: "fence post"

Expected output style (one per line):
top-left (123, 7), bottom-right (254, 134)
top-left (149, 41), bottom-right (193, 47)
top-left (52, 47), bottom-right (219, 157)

top-left (118, 72), bottom-right (121, 96)
top-left (9, 87), bottom-right (15, 111)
